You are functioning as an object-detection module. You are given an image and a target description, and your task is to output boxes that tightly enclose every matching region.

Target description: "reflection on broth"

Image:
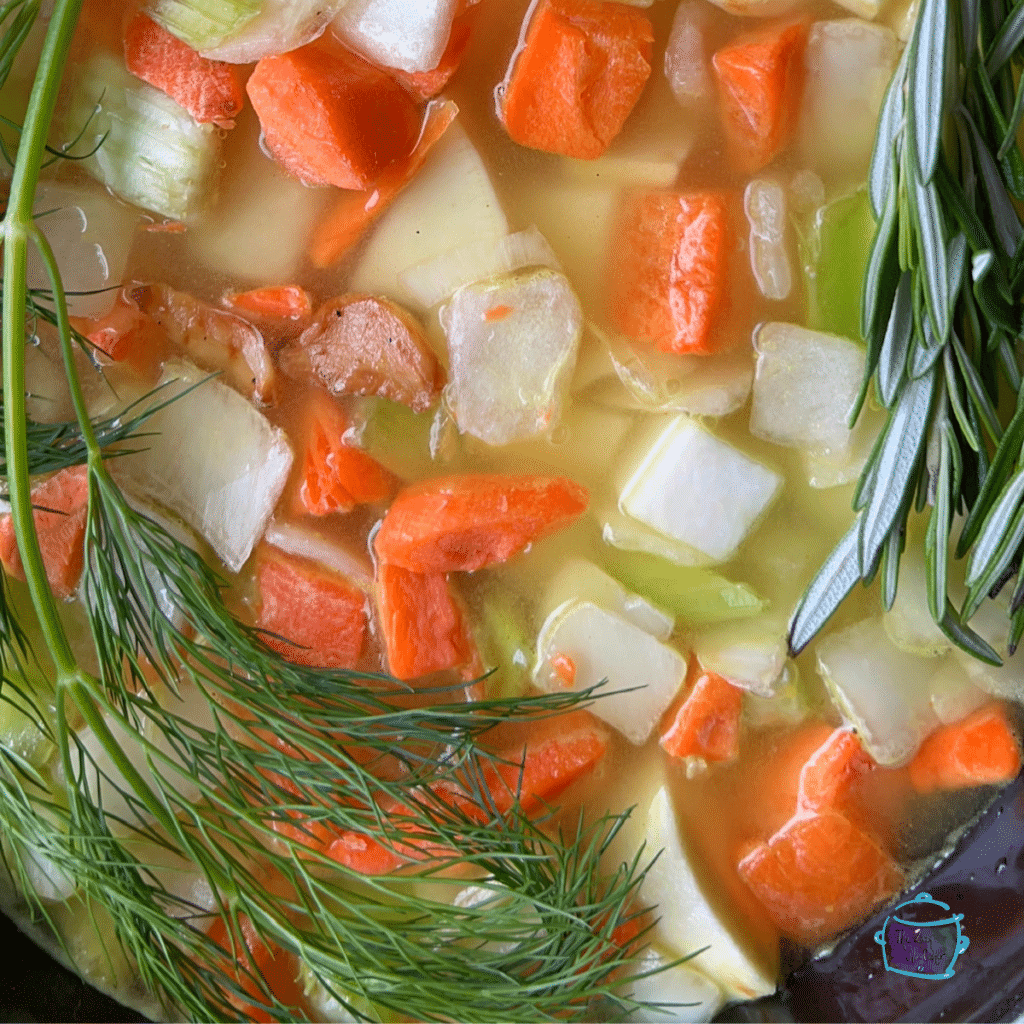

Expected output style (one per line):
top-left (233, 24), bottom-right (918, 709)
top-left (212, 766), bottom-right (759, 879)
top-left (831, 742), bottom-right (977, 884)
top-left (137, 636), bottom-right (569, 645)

top-left (2, 0), bottom-right (1023, 1021)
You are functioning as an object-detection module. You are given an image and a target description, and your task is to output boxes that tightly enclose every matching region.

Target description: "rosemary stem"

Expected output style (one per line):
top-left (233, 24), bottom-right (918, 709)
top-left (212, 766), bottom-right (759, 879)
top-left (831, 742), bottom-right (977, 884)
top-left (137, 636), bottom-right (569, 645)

top-left (1, 0), bottom-right (83, 680)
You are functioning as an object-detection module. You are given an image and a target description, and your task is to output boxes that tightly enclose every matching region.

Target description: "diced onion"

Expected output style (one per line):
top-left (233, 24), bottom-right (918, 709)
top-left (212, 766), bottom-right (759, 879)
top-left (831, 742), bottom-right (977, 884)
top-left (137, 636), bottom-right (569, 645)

top-left (333, 0), bottom-right (457, 74)
top-left (400, 226), bottom-right (562, 311)
top-left (665, 2), bottom-right (711, 103)
top-left (264, 519), bottom-right (374, 588)
top-left (112, 361), bottom-right (293, 573)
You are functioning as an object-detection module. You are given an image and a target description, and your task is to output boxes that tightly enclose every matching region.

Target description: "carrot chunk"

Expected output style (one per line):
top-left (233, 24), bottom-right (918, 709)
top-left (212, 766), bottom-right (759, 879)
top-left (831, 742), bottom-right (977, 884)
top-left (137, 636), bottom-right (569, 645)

top-left (486, 711), bottom-right (609, 815)
top-left (246, 36), bottom-right (422, 189)
top-left (124, 13), bottom-right (243, 127)
top-left (798, 727), bottom-right (875, 812)
top-left (738, 809), bottom-right (904, 944)
top-left (610, 190), bottom-right (732, 355)
top-left (377, 563), bottom-right (475, 680)
top-left (207, 912), bottom-right (304, 1023)
top-left (291, 712), bottom-right (608, 875)
top-left (223, 285), bottom-right (313, 323)
top-left (660, 661), bottom-right (742, 763)
top-left (909, 704), bottom-right (1022, 794)
top-left (499, 0), bottom-right (653, 159)
top-left (308, 98), bottom-right (458, 268)
top-left (374, 474), bottom-right (589, 573)
top-left (712, 20), bottom-right (810, 173)
top-left (389, 3), bottom-right (479, 99)
top-left (278, 294), bottom-right (444, 413)
top-left (70, 288), bottom-right (166, 370)
top-left (255, 546), bottom-right (367, 669)
top-left (297, 390), bottom-right (398, 517)
top-left (0, 467), bottom-right (89, 598)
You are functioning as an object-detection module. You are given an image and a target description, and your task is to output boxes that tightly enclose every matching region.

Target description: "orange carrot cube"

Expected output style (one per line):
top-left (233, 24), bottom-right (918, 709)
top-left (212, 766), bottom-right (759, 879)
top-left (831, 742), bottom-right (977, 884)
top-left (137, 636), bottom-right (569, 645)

top-left (246, 36), bottom-right (422, 189)
top-left (797, 728), bottom-right (875, 812)
top-left (377, 563), bottom-right (475, 680)
top-left (0, 466), bottom-right (89, 598)
top-left (712, 20), bottom-right (810, 173)
top-left (610, 190), bottom-right (732, 355)
top-left (738, 809), bottom-right (904, 944)
top-left (499, 0), bottom-right (654, 159)
top-left (297, 390), bottom-right (398, 517)
top-left (373, 474), bottom-right (588, 573)
top-left (255, 547), bottom-right (367, 669)
top-left (660, 662), bottom-right (743, 763)
top-left (909, 704), bottom-right (1021, 794)
top-left (124, 14), bottom-right (244, 127)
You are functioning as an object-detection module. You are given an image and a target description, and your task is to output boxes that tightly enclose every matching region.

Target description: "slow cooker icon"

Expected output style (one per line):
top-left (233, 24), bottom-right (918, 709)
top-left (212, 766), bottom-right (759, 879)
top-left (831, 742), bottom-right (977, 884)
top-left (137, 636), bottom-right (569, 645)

top-left (874, 892), bottom-right (970, 980)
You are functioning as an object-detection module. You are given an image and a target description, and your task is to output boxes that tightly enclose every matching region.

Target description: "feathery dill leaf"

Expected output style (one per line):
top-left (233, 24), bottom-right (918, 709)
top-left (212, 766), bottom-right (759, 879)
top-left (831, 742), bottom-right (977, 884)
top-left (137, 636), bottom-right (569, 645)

top-left (0, 3), bottom-right (666, 1022)
top-left (790, 0), bottom-right (1024, 664)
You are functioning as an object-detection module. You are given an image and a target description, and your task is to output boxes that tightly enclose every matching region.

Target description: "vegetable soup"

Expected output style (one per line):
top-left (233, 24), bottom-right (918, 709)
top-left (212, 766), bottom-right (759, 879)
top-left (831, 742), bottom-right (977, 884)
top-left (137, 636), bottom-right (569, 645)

top-left (1, 0), bottom-right (1023, 1020)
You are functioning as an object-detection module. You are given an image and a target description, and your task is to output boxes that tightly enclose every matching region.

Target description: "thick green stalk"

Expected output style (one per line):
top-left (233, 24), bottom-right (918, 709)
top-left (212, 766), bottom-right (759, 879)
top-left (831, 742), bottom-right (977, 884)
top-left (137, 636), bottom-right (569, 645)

top-left (1, 0), bottom-right (83, 678)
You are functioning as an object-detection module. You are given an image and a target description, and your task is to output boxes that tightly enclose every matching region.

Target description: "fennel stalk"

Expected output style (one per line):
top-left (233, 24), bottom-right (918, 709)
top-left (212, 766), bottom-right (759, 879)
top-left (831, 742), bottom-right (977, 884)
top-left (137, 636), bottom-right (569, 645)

top-left (0, 4), bottom-right (661, 1022)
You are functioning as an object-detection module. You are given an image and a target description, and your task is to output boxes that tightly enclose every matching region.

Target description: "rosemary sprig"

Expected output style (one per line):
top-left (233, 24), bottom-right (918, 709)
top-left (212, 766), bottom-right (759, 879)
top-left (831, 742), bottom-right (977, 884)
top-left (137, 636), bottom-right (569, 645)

top-left (790, 0), bottom-right (1024, 663)
top-left (0, 4), bottom-right (663, 1021)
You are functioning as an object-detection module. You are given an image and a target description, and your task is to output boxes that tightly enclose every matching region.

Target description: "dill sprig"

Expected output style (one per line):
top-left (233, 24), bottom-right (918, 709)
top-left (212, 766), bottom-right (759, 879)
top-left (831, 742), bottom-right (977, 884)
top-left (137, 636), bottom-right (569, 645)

top-left (0, 3), bottom-right (664, 1021)
top-left (790, 0), bottom-right (1024, 662)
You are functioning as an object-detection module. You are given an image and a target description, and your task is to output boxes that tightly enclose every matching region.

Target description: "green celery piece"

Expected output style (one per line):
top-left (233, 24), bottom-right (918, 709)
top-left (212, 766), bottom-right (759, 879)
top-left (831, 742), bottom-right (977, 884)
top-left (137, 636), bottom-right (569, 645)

top-left (0, 692), bottom-right (55, 769)
top-left (146, 0), bottom-right (261, 50)
top-left (602, 549), bottom-right (767, 624)
top-left (356, 397), bottom-right (437, 481)
top-left (476, 590), bottom-right (533, 700)
top-left (61, 52), bottom-right (220, 222)
top-left (802, 187), bottom-right (875, 342)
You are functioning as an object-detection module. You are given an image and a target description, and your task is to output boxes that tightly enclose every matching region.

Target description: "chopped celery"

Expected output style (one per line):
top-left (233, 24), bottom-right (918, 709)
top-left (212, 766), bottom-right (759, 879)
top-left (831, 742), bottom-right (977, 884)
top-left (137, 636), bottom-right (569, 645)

top-left (0, 691), bottom-right (55, 770)
top-left (62, 53), bottom-right (221, 222)
top-left (476, 589), bottom-right (534, 700)
top-left (146, 0), bottom-right (261, 50)
top-left (354, 397), bottom-right (447, 480)
top-left (800, 188), bottom-right (874, 342)
top-left (602, 549), bottom-right (767, 625)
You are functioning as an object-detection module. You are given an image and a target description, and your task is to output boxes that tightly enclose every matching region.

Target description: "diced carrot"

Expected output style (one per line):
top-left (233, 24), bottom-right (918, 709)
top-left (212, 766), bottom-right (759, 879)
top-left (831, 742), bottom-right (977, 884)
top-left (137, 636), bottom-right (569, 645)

top-left (551, 653), bottom-right (577, 688)
top-left (124, 13), bottom-right (244, 128)
top-left (377, 563), bottom-right (476, 680)
top-left (207, 912), bottom-right (304, 1023)
top-left (909, 704), bottom-right (1022, 794)
top-left (610, 190), bottom-right (732, 355)
top-left (287, 712), bottom-right (608, 875)
top-left (798, 727), bottom-right (875, 812)
top-left (70, 287), bottom-right (166, 371)
top-left (308, 98), bottom-right (458, 268)
top-left (297, 389), bottom-right (398, 517)
top-left (499, 0), bottom-right (654, 159)
top-left (738, 809), bottom-right (904, 944)
top-left (712, 20), bottom-right (810, 174)
top-left (246, 35), bottom-right (422, 190)
top-left (389, 3), bottom-right (479, 99)
top-left (485, 710), bottom-right (609, 816)
top-left (485, 304), bottom-right (515, 322)
top-left (0, 466), bottom-right (89, 599)
top-left (373, 474), bottom-right (589, 573)
top-left (255, 546), bottom-right (367, 669)
top-left (223, 285), bottom-right (313, 323)
top-left (135, 284), bottom-right (276, 403)
top-left (660, 660), bottom-right (743, 763)
top-left (278, 294), bottom-right (445, 413)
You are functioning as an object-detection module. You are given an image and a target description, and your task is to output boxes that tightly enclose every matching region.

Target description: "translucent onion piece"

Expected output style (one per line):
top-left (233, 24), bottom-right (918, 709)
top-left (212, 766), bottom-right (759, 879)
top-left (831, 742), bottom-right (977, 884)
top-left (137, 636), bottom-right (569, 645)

top-left (333, 0), bottom-right (457, 74)
top-left (744, 179), bottom-right (792, 301)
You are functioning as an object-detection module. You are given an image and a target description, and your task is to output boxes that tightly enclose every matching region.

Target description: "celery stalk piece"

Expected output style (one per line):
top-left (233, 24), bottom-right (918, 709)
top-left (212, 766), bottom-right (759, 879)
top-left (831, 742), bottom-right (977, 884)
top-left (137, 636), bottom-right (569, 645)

top-left (602, 548), bottom-right (767, 624)
top-left (799, 187), bottom-right (874, 342)
top-left (145, 0), bottom-right (261, 50)
top-left (476, 589), bottom-right (534, 700)
top-left (62, 52), bottom-right (221, 222)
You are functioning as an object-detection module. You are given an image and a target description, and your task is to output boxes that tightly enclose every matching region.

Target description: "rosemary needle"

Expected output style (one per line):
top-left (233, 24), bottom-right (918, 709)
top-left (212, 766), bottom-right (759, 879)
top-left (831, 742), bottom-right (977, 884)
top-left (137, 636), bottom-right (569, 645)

top-left (0, 4), bottom-right (660, 1021)
top-left (790, 0), bottom-right (1024, 664)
